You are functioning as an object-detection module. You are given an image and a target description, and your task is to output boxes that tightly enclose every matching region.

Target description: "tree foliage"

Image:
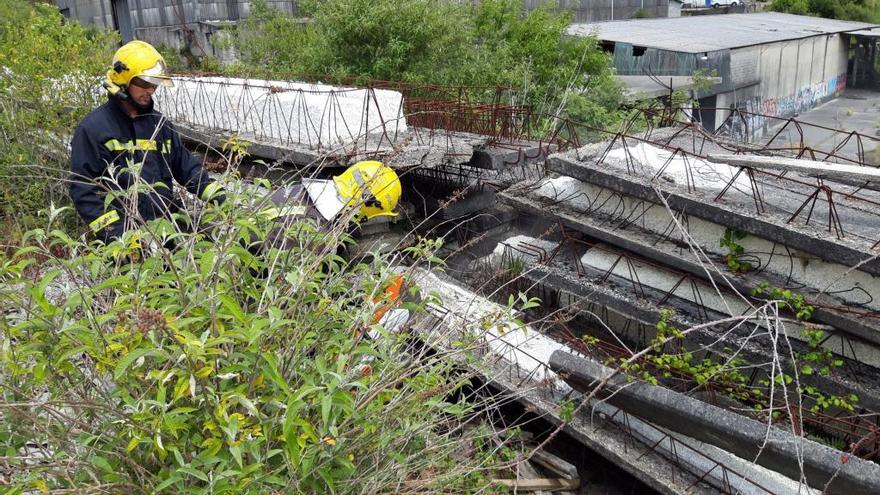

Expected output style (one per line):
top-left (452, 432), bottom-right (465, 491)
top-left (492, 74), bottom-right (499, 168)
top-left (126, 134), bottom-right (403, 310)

top-left (222, 0), bottom-right (624, 129)
top-left (770, 0), bottom-right (880, 23)
top-left (0, 0), bottom-right (117, 244)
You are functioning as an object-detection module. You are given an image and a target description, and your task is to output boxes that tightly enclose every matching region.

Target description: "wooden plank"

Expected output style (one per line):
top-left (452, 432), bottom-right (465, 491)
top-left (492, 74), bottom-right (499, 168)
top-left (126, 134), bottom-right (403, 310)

top-left (530, 449), bottom-right (579, 480)
top-left (708, 154), bottom-right (880, 184)
top-left (517, 461), bottom-right (552, 495)
top-left (491, 478), bottom-right (581, 491)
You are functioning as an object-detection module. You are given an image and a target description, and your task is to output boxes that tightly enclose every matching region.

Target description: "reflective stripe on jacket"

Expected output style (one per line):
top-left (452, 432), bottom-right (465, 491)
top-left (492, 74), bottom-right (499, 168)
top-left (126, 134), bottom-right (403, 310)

top-left (69, 97), bottom-right (218, 241)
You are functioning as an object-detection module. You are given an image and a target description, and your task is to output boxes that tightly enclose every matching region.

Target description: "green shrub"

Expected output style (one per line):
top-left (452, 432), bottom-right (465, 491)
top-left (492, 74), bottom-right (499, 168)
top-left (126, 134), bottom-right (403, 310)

top-left (221, 0), bottom-right (624, 130)
top-left (770, 0), bottom-right (880, 23)
top-left (0, 178), bottom-right (504, 493)
top-left (0, 0), bottom-right (117, 244)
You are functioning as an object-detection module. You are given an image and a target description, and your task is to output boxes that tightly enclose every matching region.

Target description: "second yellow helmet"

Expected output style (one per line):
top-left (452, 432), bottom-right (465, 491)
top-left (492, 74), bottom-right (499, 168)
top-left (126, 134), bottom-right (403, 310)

top-left (333, 161), bottom-right (402, 219)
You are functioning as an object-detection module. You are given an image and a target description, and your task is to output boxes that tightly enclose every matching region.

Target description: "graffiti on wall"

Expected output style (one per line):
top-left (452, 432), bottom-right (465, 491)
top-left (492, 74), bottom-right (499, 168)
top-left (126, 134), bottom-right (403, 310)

top-left (725, 73), bottom-right (846, 141)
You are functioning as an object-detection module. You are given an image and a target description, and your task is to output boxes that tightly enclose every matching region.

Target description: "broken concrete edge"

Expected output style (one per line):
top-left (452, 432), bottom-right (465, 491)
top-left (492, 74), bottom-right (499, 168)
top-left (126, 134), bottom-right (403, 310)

top-left (177, 122), bottom-right (343, 167)
top-left (514, 260), bottom-right (880, 414)
top-left (547, 155), bottom-right (880, 277)
top-left (549, 350), bottom-right (880, 495)
top-left (497, 188), bottom-right (880, 350)
top-left (407, 268), bottom-right (813, 495)
top-left (468, 143), bottom-right (557, 171)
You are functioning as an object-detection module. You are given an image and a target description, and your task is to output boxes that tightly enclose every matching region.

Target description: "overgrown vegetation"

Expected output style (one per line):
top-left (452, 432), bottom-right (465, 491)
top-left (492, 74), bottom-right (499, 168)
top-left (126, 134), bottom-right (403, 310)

top-left (632, 303), bottom-right (858, 420)
top-left (0, 163), bottom-right (519, 492)
top-left (0, 0), bottom-right (116, 244)
top-left (219, 0), bottom-right (625, 130)
top-left (769, 0), bottom-right (880, 23)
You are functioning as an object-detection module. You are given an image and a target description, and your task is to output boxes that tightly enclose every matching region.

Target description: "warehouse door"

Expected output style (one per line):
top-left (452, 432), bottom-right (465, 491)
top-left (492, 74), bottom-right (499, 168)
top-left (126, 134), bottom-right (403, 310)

top-left (111, 0), bottom-right (134, 43)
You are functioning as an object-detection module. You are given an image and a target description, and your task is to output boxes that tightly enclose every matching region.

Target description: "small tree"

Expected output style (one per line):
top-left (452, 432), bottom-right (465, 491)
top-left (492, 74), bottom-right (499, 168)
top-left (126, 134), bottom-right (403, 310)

top-left (0, 0), bottom-right (117, 243)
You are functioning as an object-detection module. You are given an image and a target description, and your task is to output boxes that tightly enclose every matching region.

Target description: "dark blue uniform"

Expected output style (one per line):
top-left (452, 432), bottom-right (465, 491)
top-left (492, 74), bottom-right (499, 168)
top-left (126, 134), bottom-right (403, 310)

top-left (69, 98), bottom-right (220, 241)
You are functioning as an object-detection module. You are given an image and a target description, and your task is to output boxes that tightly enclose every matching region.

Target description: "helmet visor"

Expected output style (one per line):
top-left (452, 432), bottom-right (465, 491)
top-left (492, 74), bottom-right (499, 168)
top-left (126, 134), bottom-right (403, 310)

top-left (137, 60), bottom-right (174, 87)
top-left (135, 75), bottom-right (174, 87)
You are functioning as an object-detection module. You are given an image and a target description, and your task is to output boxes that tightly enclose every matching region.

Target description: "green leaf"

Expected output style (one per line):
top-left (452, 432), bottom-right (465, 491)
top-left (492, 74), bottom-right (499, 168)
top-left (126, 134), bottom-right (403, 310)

top-left (229, 444), bottom-right (243, 468)
top-left (91, 455), bottom-right (113, 472)
top-left (126, 437), bottom-right (141, 453)
top-left (219, 294), bottom-right (247, 324)
top-left (152, 473), bottom-right (182, 493)
top-left (177, 466), bottom-right (209, 482)
top-left (321, 393), bottom-right (332, 429)
top-left (261, 353), bottom-right (291, 395)
top-left (114, 348), bottom-right (159, 379)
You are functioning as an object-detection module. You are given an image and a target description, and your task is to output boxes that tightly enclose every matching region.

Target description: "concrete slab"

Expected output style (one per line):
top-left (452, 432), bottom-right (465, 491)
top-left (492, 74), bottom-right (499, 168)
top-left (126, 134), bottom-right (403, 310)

top-left (157, 76), bottom-right (407, 149)
top-left (408, 268), bottom-right (859, 495)
top-left (710, 153), bottom-right (880, 188)
top-left (411, 269), bottom-right (567, 385)
top-left (524, 172), bottom-right (880, 313)
top-left (580, 243), bottom-right (880, 369)
top-left (589, 399), bottom-right (821, 495)
top-left (551, 145), bottom-right (880, 276)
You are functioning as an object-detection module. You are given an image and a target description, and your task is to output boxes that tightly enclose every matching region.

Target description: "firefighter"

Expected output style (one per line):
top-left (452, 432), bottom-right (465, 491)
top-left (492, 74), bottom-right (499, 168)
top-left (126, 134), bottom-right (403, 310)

top-left (260, 160), bottom-right (402, 250)
top-left (69, 40), bottom-right (223, 243)
top-left (258, 160), bottom-right (408, 332)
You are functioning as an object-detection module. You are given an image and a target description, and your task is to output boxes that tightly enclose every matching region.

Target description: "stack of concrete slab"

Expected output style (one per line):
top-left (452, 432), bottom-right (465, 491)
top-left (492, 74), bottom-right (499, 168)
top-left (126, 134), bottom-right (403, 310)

top-left (479, 127), bottom-right (880, 491)
top-left (500, 128), bottom-right (880, 361)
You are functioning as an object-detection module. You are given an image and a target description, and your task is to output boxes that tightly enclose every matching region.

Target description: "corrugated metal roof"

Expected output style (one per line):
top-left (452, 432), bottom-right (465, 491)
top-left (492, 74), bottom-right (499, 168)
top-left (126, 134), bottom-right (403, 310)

top-left (849, 29), bottom-right (880, 38)
top-left (567, 13), bottom-right (879, 54)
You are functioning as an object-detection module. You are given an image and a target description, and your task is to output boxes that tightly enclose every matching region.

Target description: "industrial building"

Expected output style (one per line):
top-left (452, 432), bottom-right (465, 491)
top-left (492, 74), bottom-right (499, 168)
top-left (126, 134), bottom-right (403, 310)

top-left (569, 13), bottom-right (880, 138)
top-left (54, 0), bottom-right (301, 57)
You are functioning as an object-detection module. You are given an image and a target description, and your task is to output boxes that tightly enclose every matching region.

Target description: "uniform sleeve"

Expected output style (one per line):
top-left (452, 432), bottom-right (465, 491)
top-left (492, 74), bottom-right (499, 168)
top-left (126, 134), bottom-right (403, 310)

top-left (69, 125), bottom-right (124, 241)
top-left (167, 123), bottom-right (224, 203)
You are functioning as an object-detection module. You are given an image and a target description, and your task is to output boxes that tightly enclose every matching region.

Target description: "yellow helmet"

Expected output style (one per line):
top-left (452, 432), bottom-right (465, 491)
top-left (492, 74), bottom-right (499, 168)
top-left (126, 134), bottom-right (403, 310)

top-left (333, 161), bottom-right (402, 219)
top-left (104, 40), bottom-right (173, 96)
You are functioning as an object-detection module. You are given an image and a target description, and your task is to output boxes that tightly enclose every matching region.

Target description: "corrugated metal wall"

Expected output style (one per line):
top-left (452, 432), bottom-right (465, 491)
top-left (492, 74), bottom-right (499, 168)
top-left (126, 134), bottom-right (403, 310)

top-left (57, 0), bottom-right (298, 29)
top-left (524, 0), bottom-right (675, 23)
